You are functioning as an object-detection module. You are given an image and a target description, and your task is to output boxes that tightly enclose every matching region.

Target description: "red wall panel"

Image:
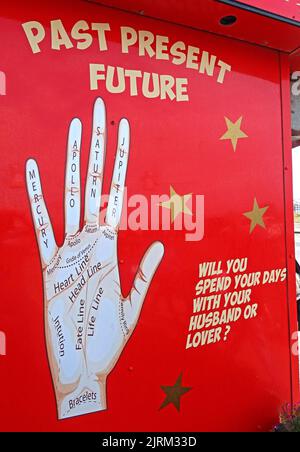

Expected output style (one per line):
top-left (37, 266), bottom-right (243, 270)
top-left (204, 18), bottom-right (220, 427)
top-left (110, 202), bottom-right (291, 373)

top-left (0, 0), bottom-right (297, 432)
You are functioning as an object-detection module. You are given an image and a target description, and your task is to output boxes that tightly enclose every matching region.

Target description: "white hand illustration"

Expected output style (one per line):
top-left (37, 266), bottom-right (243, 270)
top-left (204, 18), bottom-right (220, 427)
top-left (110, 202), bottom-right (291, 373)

top-left (26, 98), bottom-right (164, 419)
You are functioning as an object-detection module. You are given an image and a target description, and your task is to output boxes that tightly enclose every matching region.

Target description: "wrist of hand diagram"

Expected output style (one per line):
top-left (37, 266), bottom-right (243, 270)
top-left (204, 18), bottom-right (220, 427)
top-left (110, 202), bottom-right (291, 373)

top-left (26, 98), bottom-right (164, 419)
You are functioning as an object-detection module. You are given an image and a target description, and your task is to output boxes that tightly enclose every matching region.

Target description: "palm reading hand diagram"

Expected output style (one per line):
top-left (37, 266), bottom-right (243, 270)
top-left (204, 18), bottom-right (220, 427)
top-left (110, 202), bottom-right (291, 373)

top-left (26, 98), bottom-right (164, 419)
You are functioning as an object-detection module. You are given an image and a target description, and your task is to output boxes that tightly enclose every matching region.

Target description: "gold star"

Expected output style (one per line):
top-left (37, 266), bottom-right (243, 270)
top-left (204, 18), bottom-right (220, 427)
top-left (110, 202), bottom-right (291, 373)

top-left (160, 186), bottom-right (192, 223)
top-left (243, 198), bottom-right (269, 233)
top-left (220, 116), bottom-right (248, 151)
top-left (160, 373), bottom-right (192, 412)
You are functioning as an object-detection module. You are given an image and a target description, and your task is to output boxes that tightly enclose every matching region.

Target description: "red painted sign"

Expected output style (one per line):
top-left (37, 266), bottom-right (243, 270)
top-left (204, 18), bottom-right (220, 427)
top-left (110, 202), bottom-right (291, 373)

top-left (0, 0), bottom-right (298, 432)
top-left (238, 0), bottom-right (300, 21)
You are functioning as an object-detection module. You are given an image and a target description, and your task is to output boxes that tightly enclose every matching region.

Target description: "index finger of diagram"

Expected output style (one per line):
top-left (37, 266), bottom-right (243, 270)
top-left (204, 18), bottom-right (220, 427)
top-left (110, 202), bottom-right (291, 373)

top-left (106, 118), bottom-right (130, 229)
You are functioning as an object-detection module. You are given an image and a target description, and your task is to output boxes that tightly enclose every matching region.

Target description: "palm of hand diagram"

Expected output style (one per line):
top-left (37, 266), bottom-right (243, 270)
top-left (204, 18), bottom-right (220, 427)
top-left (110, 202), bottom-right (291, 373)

top-left (26, 98), bottom-right (164, 419)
